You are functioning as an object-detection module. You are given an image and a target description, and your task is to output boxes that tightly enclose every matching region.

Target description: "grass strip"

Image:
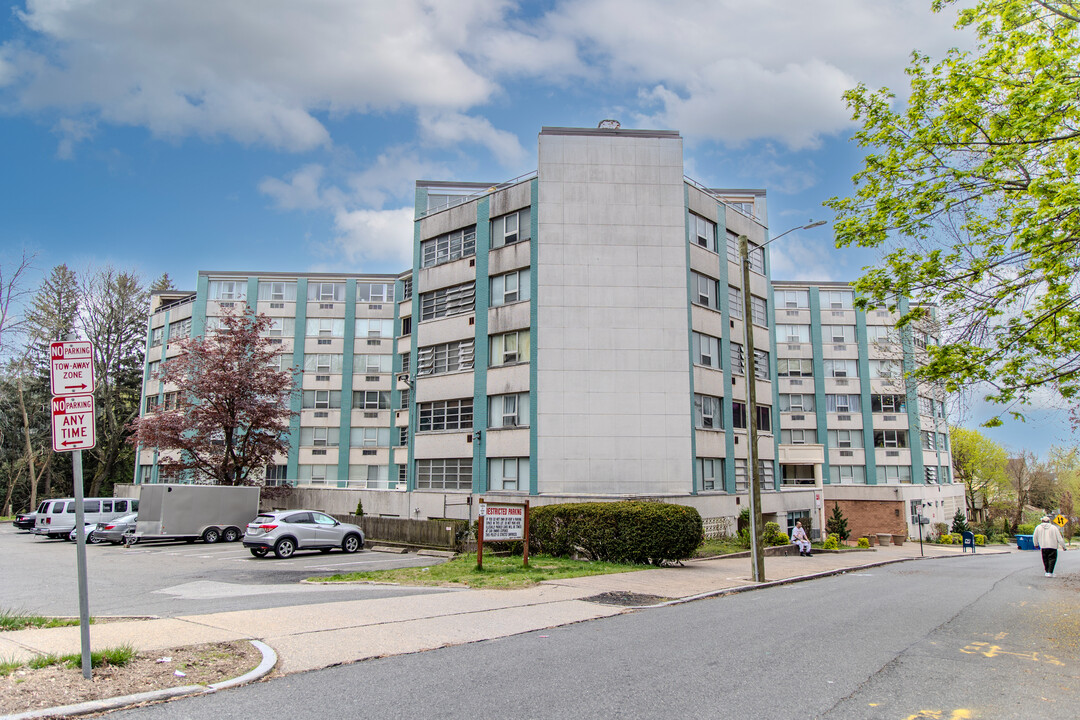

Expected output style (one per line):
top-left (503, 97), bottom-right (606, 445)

top-left (309, 552), bottom-right (644, 589)
top-left (9, 644), bottom-right (136, 675)
top-left (0, 608), bottom-right (84, 632)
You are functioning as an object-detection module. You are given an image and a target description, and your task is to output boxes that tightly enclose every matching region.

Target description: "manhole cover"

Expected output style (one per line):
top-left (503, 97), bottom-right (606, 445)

top-left (583, 591), bottom-right (671, 606)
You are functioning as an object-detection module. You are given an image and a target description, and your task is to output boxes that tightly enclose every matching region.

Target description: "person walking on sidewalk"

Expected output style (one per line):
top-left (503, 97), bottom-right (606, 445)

top-left (1033, 516), bottom-right (1067, 577)
top-left (792, 521), bottom-right (812, 557)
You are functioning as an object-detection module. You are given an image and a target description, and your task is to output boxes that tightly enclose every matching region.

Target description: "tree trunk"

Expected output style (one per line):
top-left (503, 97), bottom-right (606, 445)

top-left (16, 374), bottom-right (39, 509)
top-left (2, 465), bottom-right (24, 516)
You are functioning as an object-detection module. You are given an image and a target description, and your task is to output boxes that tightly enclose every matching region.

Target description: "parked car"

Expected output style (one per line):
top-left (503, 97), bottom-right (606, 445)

top-left (34, 497), bottom-right (139, 539)
top-left (14, 501), bottom-right (49, 531)
top-left (243, 510), bottom-right (364, 559)
top-left (68, 522), bottom-right (105, 544)
top-left (95, 513), bottom-right (139, 545)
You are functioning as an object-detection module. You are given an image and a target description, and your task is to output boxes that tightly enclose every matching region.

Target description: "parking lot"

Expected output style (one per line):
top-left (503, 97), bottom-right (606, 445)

top-left (0, 523), bottom-right (453, 619)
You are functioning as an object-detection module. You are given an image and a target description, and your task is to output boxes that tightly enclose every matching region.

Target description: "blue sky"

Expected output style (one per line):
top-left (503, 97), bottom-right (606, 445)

top-left (0, 0), bottom-right (1071, 454)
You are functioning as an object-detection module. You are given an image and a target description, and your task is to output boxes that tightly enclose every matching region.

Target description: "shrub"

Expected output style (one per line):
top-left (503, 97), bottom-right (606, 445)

top-left (857, 537), bottom-right (870, 549)
top-left (974, 534), bottom-right (986, 546)
top-left (1017, 523), bottom-right (1036, 535)
top-left (932, 522), bottom-right (949, 538)
top-left (951, 509), bottom-right (971, 534)
top-left (762, 522), bottom-right (788, 547)
top-left (737, 527), bottom-right (751, 549)
top-left (823, 534), bottom-right (839, 550)
top-left (939, 533), bottom-right (954, 545)
top-left (355, 498), bottom-right (364, 518)
top-left (826, 503), bottom-right (850, 541)
top-left (529, 501), bottom-right (703, 565)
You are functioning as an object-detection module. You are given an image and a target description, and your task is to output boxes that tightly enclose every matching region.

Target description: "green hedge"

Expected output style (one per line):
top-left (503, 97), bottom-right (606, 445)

top-left (529, 501), bottom-right (703, 565)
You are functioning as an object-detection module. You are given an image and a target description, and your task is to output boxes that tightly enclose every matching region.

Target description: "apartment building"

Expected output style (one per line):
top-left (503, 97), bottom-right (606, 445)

top-left (135, 123), bottom-right (961, 539)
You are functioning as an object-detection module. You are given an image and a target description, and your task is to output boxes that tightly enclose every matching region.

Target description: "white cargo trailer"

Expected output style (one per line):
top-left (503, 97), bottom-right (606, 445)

top-left (132, 484), bottom-right (260, 544)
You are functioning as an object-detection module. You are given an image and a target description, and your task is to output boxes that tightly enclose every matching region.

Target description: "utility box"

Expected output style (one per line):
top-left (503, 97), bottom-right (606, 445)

top-left (134, 484), bottom-right (260, 544)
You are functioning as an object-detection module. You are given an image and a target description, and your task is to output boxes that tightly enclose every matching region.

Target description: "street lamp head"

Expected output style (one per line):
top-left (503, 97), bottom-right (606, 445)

top-left (802, 220), bottom-right (827, 230)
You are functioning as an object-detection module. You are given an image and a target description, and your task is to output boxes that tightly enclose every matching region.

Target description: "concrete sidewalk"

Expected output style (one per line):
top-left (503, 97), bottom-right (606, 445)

top-left (0, 542), bottom-right (1001, 677)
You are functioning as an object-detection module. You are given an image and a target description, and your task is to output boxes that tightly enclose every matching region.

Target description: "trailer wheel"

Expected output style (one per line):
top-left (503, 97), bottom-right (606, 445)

top-left (202, 527), bottom-right (221, 544)
top-left (222, 527), bottom-right (241, 543)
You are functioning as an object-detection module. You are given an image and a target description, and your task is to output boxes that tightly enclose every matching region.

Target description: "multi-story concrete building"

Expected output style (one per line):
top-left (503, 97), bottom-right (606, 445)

top-left (135, 123), bottom-right (963, 539)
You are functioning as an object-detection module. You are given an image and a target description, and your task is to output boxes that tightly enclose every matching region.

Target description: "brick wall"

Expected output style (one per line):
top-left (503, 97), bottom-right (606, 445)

top-left (833, 499), bottom-right (907, 539)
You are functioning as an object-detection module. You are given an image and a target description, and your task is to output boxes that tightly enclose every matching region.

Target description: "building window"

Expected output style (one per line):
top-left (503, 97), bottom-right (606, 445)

top-left (352, 391), bottom-right (390, 410)
top-left (401, 277), bottom-right (413, 300)
top-left (824, 359), bottom-right (858, 378)
top-left (757, 460), bottom-right (775, 487)
top-left (730, 342), bottom-right (745, 376)
top-left (145, 395), bottom-right (160, 413)
top-left (300, 427), bottom-right (340, 447)
top-left (400, 316), bottom-right (412, 336)
top-left (491, 269), bottom-right (531, 306)
top-left (750, 295), bottom-right (768, 327)
top-left (303, 354), bottom-right (343, 374)
top-left (169, 318), bottom-right (192, 340)
top-left (421, 226), bottom-right (477, 268)
top-left (298, 464), bottom-right (338, 484)
top-left (399, 389), bottom-right (410, 409)
top-left (354, 354), bottom-right (392, 374)
top-left (746, 242), bottom-right (765, 274)
top-left (306, 318), bottom-right (345, 337)
top-left (825, 394), bottom-right (861, 413)
top-left (150, 327), bottom-right (163, 348)
top-left (264, 464), bottom-right (288, 482)
top-left (777, 358), bottom-right (813, 377)
top-left (754, 349), bottom-right (770, 380)
top-left (489, 393), bottom-right (529, 428)
top-left (302, 390), bottom-right (341, 409)
top-left (349, 464), bottom-right (391, 489)
top-left (694, 394), bottom-right (723, 430)
top-left (257, 281), bottom-right (297, 302)
top-left (268, 354), bottom-right (291, 372)
top-left (918, 396), bottom-right (934, 416)
top-left (692, 272), bottom-right (720, 310)
top-left (398, 426), bottom-right (409, 445)
top-left (828, 429), bottom-right (863, 448)
top-left (776, 324), bottom-right (810, 343)
top-left (491, 209), bottom-right (531, 249)
top-left (728, 286), bottom-right (743, 319)
top-left (873, 430), bottom-right (908, 448)
top-left (416, 458), bottom-right (472, 491)
top-left (869, 360), bottom-right (899, 379)
top-left (866, 325), bottom-right (898, 344)
top-left (781, 429), bottom-right (817, 444)
top-left (147, 360), bottom-right (160, 380)
top-left (832, 465), bottom-right (866, 484)
top-left (939, 432), bottom-right (949, 451)
top-left (692, 332), bottom-right (722, 370)
top-left (823, 325), bottom-right (856, 343)
top-left (732, 402), bottom-right (747, 429)
top-left (417, 399), bottom-right (473, 432)
top-left (420, 281), bottom-right (476, 321)
top-left (355, 318), bottom-right (393, 338)
top-left (209, 279), bottom-right (246, 301)
top-left (417, 340), bottom-right (474, 376)
top-left (756, 406), bottom-right (772, 432)
top-left (490, 330), bottom-right (529, 366)
top-left (871, 394), bottom-right (906, 413)
top-left (941, 466), bottom-right (951, 483)
top-left (350, 428), bottom-right (390, 447)
top-left (400, 352), bottom-right (410, 375)
top-left (266, 317), bottom-right (295, 337)
top-left (357, 283), bottom-right (395, 303)
top-left (779, 289), bottom-right (809, 309)
top-left (690, 213), bottom-right (717, 252)
top-left (780, 394), bottom-right (815, 412)
top-left (307, 282), bottom-right (345, 302)
top-left (876, 465), bottom-right (912, 484)
top-left (821, 289), bottom-right (854, 309)
top-left (734, 458), bottom-right (748, 492)
top-left (162, 391), bottom-right (179, 411)
top-left (490, 457), bottom-right (528, 491)
top-left (697, 458), bottom-right (723, 491)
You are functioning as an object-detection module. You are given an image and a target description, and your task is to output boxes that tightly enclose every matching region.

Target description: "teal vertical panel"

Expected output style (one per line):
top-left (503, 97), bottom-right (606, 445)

top-left (246, 277), bottom-right (258, 314)
top-left (765, 264), bottom-right (780, 490)
top-left (191, 275), bottom-right (209, 338)
top-left (528, 178), bottom-right (539, 495)
top-left (718, 204), bottom-right (736, 494)
top-left (683, 189), bottom-right (698, 495)
top-left (134, 305), bottom-right (159, 484)
top-left (474, 198), bottom-right (491, 494)
top-left (287, 278), bottom-right (308, 483)
top-left (415, 187), bottom-right (428, 217)
top-left (855, 307), bottom-right (877, 484)
top-left (807, 288), bottom-right (831, 483)
top-left (406, 226), bottom-right (421, 492)
top-left (337, 280), bottom-right (357, 484)
top-left (899, 297), bottom-right (926, 484)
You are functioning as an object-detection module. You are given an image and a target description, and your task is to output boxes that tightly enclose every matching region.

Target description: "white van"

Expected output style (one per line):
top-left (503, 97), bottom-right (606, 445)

top-left (34, 498), bottom-right (139, 539)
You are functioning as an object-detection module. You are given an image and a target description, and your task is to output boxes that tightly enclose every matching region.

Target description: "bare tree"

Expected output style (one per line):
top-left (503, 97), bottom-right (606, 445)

top-left (0, 251), bottom-right (35, 357)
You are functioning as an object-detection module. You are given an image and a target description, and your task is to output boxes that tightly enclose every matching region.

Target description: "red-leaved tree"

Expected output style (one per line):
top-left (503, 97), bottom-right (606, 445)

top-left (129, 308), bottom-right (297, 485)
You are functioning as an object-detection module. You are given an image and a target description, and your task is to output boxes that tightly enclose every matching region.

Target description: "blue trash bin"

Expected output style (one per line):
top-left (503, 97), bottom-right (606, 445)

top-left (1016, 534), bottom-right (1035, 550)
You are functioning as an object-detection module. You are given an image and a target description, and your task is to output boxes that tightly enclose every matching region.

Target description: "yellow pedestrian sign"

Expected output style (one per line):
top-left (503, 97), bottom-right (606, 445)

top-left (1054, 514), bottom-right (1068, 528)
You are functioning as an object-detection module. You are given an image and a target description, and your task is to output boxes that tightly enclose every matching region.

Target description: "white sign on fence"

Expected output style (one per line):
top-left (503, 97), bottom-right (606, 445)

top-left (480, 503), bottom-right (525, 541)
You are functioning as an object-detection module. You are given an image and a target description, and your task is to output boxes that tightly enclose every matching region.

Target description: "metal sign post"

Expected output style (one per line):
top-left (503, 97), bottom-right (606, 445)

top-left (50, 340), bottom-right (95, 680)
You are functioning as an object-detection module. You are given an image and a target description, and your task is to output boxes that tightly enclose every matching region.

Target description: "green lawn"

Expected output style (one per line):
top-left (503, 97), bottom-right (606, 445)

top-left (0, 609), bottom-right (84, 632)
top-left (309, 553), bottom-right (645, 589)
top-left (695, 537), bottom-right (747, 557)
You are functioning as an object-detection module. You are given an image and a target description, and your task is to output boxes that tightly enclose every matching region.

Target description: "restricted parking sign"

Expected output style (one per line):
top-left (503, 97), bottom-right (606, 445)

top-left (50, 341), bottom-right (95, 396)
top-left (51, 394), bottom-right (96, 452)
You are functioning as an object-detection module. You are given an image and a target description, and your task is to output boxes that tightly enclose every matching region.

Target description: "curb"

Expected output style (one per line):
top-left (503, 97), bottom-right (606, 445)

top-left (0, 640), bottom-right (277, 720)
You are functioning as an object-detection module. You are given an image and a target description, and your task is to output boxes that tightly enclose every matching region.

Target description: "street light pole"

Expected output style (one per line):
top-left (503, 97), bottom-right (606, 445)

top-left (739, 220), bottom-right (826, 583)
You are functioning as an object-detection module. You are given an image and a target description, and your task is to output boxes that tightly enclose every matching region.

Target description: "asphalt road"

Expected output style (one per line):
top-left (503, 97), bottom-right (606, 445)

top-left (109, 551), bottom-right (1079, 720)
top-left (0, 523), bottom-right (452, 618)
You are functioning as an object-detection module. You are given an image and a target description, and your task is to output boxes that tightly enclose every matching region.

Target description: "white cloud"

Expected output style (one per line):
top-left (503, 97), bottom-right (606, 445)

top-left (258, 164), bottom-right (327, 211)
top-left (769, 237), bottom-right (842, 282)
top-left (418, 111), bottom-right (527, 168)
top-left (328, 207), bottom-right (414, 268)
top-left (52, 117), bottom-right (95, 160)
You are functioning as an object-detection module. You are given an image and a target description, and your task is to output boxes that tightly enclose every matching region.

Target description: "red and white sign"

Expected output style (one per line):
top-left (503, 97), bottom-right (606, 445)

top-left (479, 502), bottom-right (525, 541)
top-left (50, 341), bottom-right (95, 397)
top-left (51, 395), bottom-right (96, 452)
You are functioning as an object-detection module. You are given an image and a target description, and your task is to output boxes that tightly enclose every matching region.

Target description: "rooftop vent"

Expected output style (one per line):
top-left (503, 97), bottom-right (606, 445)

top-left (598, 119), bottom-right (621, 129)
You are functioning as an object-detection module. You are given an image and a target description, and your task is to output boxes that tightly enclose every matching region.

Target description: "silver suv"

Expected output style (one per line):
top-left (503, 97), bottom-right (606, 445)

top-left (243, 510), bottom-right (364, 559)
